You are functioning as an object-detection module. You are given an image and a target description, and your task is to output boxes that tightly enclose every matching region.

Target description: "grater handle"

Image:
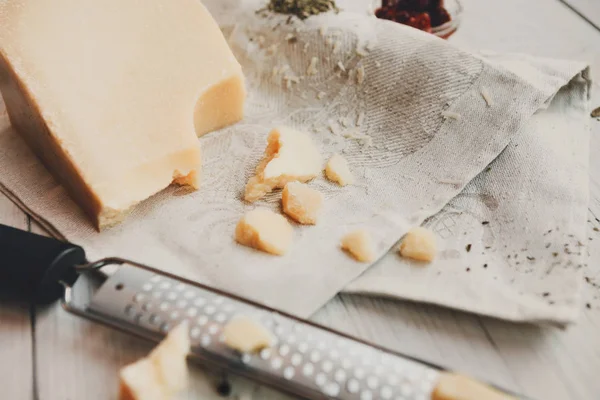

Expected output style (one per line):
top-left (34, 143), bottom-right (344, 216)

top-left (0, 224), bottom-right (86, 304)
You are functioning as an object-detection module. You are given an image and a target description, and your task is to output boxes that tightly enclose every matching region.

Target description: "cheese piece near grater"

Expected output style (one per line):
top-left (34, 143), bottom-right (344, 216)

top-left (244, 127), bottom-right (322, 202)
top-left (119, 322), bottom-right (191, 400)
top-left (0, 0), bottom-right (245, 230)
top-left (222, 315), bottom-right (275, 353)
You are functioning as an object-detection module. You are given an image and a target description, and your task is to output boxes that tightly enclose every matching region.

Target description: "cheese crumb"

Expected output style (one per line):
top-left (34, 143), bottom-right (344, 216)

top-left (285, 33), bottom-right (295, 41)
top-left (356, 47), bottom-right (368, 57)
top-left (356, 65), bottom-right (365, 85)
top-left (433, 373), bottom-right (516, 400)
top-left (223, 316), bottom-right (274, 353)
top-left (235, 208), bottom-right (293, 255)
top-left (336, 61), bottom-right (346, 72)
top-left (341, 230), bottom-right (376, 262)
top-left (119, 322), bottom-right (190, 400)
top-left (342, 129), bottom-right (373, 147)
top-left (399, 227), bottom-right (437, 262)
top-left (307, 57), bottom-right (319, 76)
top-left (481, 87), bottom-right (493, 107)
top-left (325, 154), bottom-right (354, 186)
top-left (442, 110), bottom-right (462, 121)
top-left (244, 127), bottom-right (322, 202)
top-left (282, 182), bottom-right (324, 225)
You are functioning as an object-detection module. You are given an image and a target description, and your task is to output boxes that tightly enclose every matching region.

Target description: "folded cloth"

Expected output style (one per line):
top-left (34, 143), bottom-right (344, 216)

top-left (0, 1), bottom-right (590, 324)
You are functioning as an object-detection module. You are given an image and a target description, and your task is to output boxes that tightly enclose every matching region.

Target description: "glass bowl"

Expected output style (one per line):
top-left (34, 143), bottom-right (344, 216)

top-left (370, 0), bottom-right (463, 40)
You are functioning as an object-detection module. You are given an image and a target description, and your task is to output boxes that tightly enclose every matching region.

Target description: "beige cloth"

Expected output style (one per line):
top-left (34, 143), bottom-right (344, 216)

top-left (0, 0), bottom-right (591, 325)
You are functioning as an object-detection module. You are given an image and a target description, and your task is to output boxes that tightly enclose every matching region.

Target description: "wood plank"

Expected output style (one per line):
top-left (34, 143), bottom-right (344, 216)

top-left (0, 193), bottom-right (33, 400)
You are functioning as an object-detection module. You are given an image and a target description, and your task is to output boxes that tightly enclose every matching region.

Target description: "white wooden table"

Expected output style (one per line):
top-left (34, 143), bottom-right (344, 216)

top-left (1, 1), bottom-right (599, 399)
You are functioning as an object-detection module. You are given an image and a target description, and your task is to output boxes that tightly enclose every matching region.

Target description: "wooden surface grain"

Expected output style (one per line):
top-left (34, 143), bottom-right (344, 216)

top-left (1, 0), bottom-right (599, 399)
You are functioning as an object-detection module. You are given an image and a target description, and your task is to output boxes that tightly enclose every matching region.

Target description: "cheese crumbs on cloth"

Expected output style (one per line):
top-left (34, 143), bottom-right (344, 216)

top-left (235, 208), bottom-right (293, 255)
top-left (325, 153), bottom-right (354, 186)
top-left (244, 127), bottom-right (322, 202)
top-left (282, 182), bottom-right (323, 225)
top-left (341, 229), bottom-right (376, 262)
top-left (399, 227), bottom-right (437, 262)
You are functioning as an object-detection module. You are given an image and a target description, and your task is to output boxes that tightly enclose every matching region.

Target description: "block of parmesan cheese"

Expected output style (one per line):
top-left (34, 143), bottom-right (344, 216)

top-left (119, 322), bottom-right (190, 400)
top-left (282, 182), bottom-right (323, 225)
top-left (0, 0), bottom-right (245, 230)
top-left (235, 208), bottom-right (293, 255)
top-left (244, 127), bottom-right (322, 202)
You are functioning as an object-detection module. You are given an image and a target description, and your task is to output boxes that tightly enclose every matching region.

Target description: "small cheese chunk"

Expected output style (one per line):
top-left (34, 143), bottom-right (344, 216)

top-left (244, 127), bottom-right (322, 202)
top-left (282, 182), bottom-right (323, 225)
top-left (325, 154), bottom-right (354, 186)
top-left (433, 373), bottom-right (516, 400)
top-left (119, 322), bottom-right (190, 400)
top-left (399, 227), bottom-right (437, 262)
top-left (235, 209), bottom-right (293, 255)
top-left (223, 315), bottom-right (274, 353)
top-left (341, 230), bottom-right (376, 262)
top-left (0, 0), bottom-right (246, 229)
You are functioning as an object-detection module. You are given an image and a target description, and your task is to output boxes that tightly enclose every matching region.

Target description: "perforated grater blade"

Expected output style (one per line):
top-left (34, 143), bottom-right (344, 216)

top-left (64, 258), bottom-right (442, 400)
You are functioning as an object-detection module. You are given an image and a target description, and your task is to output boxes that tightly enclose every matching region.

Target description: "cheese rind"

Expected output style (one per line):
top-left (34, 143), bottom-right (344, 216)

top-left (341, 230), bottom-right (376, 262)
top-left (235, 208), bottom-right (293, 255)
top-left (325, 154), bottom-right (354, 186)
top-left (282, 182), bottom-right (323, 225)
top-left (399, 227), bottom-right (437, 262)
top-left (223, 315), bottom-right (274, 353)
top-left (0, 0), bottom-right (246, 229)
top-left (244, 127), bottom-right (322, 202)
top-left (119, 322), bottom-right (190, 400)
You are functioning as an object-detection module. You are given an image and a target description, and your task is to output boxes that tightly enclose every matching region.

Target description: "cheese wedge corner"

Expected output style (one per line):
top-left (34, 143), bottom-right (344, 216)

top-left (0, 0), bottom-right (246, 230)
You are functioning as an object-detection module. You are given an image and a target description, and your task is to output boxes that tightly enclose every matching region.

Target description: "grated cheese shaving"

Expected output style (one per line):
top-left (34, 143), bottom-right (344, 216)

top-left (356, 46), bottom-right (368, 57)
top-left (442, 110), bottom-right (462, 121)
top-left (356, 65), bottom-right (365, 85)
top-left (333, 40), bottom-right (341, 53)
top-left (328, 120), bottom-right (340, 135)
top-left (337, 61), bottom-right (346, 72)
top-left (307, 57), bottom-right (319, 76)
top-left (481, 87), bottom-right (493, 107)
top-left (303, 42), bottom-right (310, 53)
top-left (356, 112), bottom-right (365, 126)
top-left (339, 117), bottom-right (349, 128)
top-left (342, 129), bottom-right (373, 147)
top-left (285, 33), bottom-right (295, 41)
top-left (283, 74), bottom-right (299, 90)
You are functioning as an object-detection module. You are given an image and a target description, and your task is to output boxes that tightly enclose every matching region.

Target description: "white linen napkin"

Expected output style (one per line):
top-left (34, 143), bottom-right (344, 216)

top-left (0, 1), bottom-right (590, 325)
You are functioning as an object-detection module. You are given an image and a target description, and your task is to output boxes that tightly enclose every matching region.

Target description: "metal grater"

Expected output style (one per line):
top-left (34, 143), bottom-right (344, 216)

top-left (65, 258), bottom-right (439, 400)
top-left (0, 223), bottom-right (523, 400)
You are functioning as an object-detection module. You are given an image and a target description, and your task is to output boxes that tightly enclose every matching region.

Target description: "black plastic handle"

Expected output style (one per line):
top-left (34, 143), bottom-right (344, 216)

top-left (0, 224), bottom-right (86, 304)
